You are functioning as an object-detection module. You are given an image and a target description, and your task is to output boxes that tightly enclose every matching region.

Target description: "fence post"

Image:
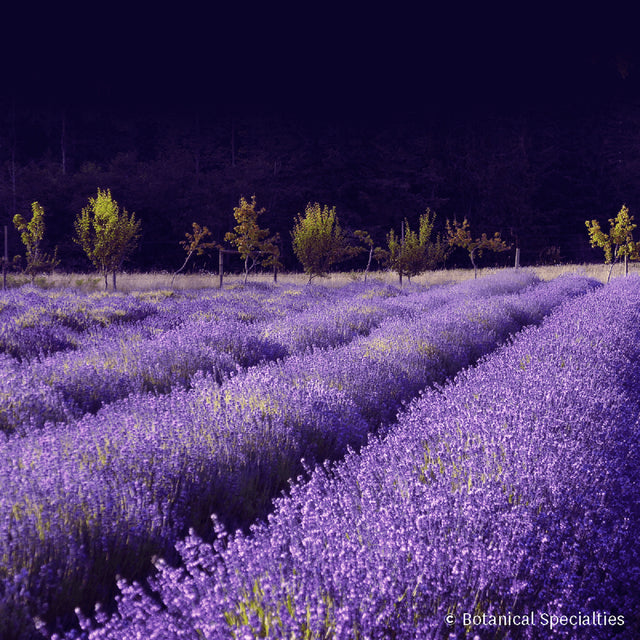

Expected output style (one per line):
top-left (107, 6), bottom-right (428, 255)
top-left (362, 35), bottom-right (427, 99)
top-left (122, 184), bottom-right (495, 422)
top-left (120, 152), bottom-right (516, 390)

top-left (515, 247), bottom-right (520, 269)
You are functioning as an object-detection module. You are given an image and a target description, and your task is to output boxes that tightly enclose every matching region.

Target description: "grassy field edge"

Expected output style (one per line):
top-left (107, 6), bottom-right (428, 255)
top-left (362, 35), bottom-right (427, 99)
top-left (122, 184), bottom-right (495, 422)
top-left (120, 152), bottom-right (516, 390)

top-left (3, 263), bottom-right (639, 293)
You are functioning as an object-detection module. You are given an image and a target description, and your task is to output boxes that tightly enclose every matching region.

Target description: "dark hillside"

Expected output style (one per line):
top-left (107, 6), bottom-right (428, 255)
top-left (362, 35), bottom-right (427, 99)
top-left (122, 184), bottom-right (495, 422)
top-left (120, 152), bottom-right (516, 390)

top-left (2, 6), bottom-right (639, 272)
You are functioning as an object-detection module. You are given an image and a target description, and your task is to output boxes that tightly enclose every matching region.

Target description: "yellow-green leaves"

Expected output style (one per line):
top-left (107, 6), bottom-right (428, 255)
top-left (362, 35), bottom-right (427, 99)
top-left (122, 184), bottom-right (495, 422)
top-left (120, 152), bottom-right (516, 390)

top-left (73, 189), bottom-right (141, 290)
top-left (13, 202), bottom-right (58, 279)
top-left (446, 217), bottom-right (511, 279)
top-left (225, 196), bottom-right (281, 283)
top-left (292, 202), bottom-right (354, 282)
top-left (586, 204), bottom-right (639, 281)
top-left (383, 209), bottom-right (448, 282)
top-left (180, 222), bottom-right (215, 258)
top-left (172, 222), bottom-right (217, 284)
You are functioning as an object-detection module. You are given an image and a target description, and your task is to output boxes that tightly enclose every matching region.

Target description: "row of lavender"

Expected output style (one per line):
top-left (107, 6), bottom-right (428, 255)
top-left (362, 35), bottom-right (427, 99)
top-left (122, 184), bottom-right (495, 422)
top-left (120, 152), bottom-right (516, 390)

top-left (1, 273), bottom-right (596, 639)
top-left (1, 283), bottom-right (417, 433)
top-left (0, 275), bottom-right (546, 435)
top-left (0, 289), bottom-right (161, 360)
top-left (0, 283), bottom-right (373, 364)
top-left (73, 275), bottom-right (640, 640)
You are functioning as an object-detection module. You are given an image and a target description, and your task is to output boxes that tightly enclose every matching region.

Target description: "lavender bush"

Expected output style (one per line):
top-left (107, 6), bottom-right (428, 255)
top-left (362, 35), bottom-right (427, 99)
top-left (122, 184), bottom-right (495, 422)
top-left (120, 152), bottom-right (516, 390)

top-left (0, 272), bottom-right (597, 638)
top-left (77, 276), bottom-right (640, 640)
top-left (0, 288), bottom-right (161, 361)
top-left (1, 282), bottom-right (416, 433)
top-left (1, 274), bottom-right (541, 435)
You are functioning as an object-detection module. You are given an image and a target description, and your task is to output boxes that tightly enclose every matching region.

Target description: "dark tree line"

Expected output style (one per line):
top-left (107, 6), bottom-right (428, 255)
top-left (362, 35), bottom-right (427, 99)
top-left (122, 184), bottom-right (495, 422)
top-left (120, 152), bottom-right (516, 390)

top-left (2, 93), bottom-right (640, 275)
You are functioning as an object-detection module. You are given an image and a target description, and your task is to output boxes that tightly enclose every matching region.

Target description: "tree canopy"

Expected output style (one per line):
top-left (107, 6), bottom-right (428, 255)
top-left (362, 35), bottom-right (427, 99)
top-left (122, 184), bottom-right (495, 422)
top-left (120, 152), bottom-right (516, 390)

top-left (224, 196), bottom-right (281, 283)
top-left (291, 203), bottom-right (355, 282)
top-left (73, 189), bottom-right (141, 290)
top-left (383, 209), bottom-right (449, 283)
top-left (446, 218), bottom-right (511, 278)
top-left (586, 204), bottom-right (639, 281)
top-left (13, 201), bottom-right (58, 280)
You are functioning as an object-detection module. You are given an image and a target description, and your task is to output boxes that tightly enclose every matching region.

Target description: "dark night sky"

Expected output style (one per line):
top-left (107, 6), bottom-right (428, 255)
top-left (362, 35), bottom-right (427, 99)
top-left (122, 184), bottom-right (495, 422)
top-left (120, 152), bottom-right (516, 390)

top-left (5, 5), bottom-right (639, 121)
top-left (3, 4), bottom-right (640, 271)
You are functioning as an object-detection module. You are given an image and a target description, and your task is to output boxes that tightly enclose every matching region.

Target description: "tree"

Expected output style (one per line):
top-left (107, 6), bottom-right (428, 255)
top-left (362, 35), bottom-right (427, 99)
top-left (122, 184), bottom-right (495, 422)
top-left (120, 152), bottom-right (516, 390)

top-left (446, 217), bottom-right (511, 278)
top-left (291, 203), bottom-right (355, 282)
top-left (353, 230), bottom-right (376, 282)
top-left (13, 201), bottom-right (58, 281)
top-left (259, 231), bottom-right (284, 282)
top-left (382, 209), bottom-right (449, 284)
top-left (586, 204), bottom-right (639, 282)
top-left (172, 222), bottom-right (217, 285)
top-left (74, 188), bottom-right (141, 290)
top-left (224, 195), bottom-right (280, 283)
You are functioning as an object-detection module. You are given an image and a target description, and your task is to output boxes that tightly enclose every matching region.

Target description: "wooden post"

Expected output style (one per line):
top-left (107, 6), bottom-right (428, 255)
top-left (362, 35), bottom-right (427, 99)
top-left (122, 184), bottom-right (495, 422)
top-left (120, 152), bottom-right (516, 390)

top-left (219, 248), bottom-right (224, 289)
top-left (515, 247), bottom-right (520, 269)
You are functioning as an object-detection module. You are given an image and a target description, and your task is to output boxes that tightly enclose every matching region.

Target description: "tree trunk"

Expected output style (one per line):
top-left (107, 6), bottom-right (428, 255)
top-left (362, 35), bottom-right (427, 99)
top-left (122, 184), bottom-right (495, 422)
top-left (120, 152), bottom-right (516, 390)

top-left (172, 250), bottom-right (194, 287)
top-left (471, 249), bottom-right (478, 279)
top-left (113, 270), bottom-right (117, 291)
top-left (625, 253), bottom-right (629, 276)
top-left (364, 245), bottom-right (373, 282)
top-left (607, 260), bottom-right (615, 284)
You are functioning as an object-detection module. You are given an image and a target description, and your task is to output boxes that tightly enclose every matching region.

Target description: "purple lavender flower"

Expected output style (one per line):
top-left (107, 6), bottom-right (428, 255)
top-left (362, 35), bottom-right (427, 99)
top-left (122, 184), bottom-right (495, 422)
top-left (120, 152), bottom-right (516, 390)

top-left (0, 272), bottom-right (609, 639)
top-left (64, 275), bottom-right (640, 640)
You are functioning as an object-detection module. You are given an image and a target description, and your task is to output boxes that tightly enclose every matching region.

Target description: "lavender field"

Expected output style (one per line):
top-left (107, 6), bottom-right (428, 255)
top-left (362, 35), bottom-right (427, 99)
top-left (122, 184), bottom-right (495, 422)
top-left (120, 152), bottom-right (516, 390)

top-left (1, 272), bottom-right (637, 639)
